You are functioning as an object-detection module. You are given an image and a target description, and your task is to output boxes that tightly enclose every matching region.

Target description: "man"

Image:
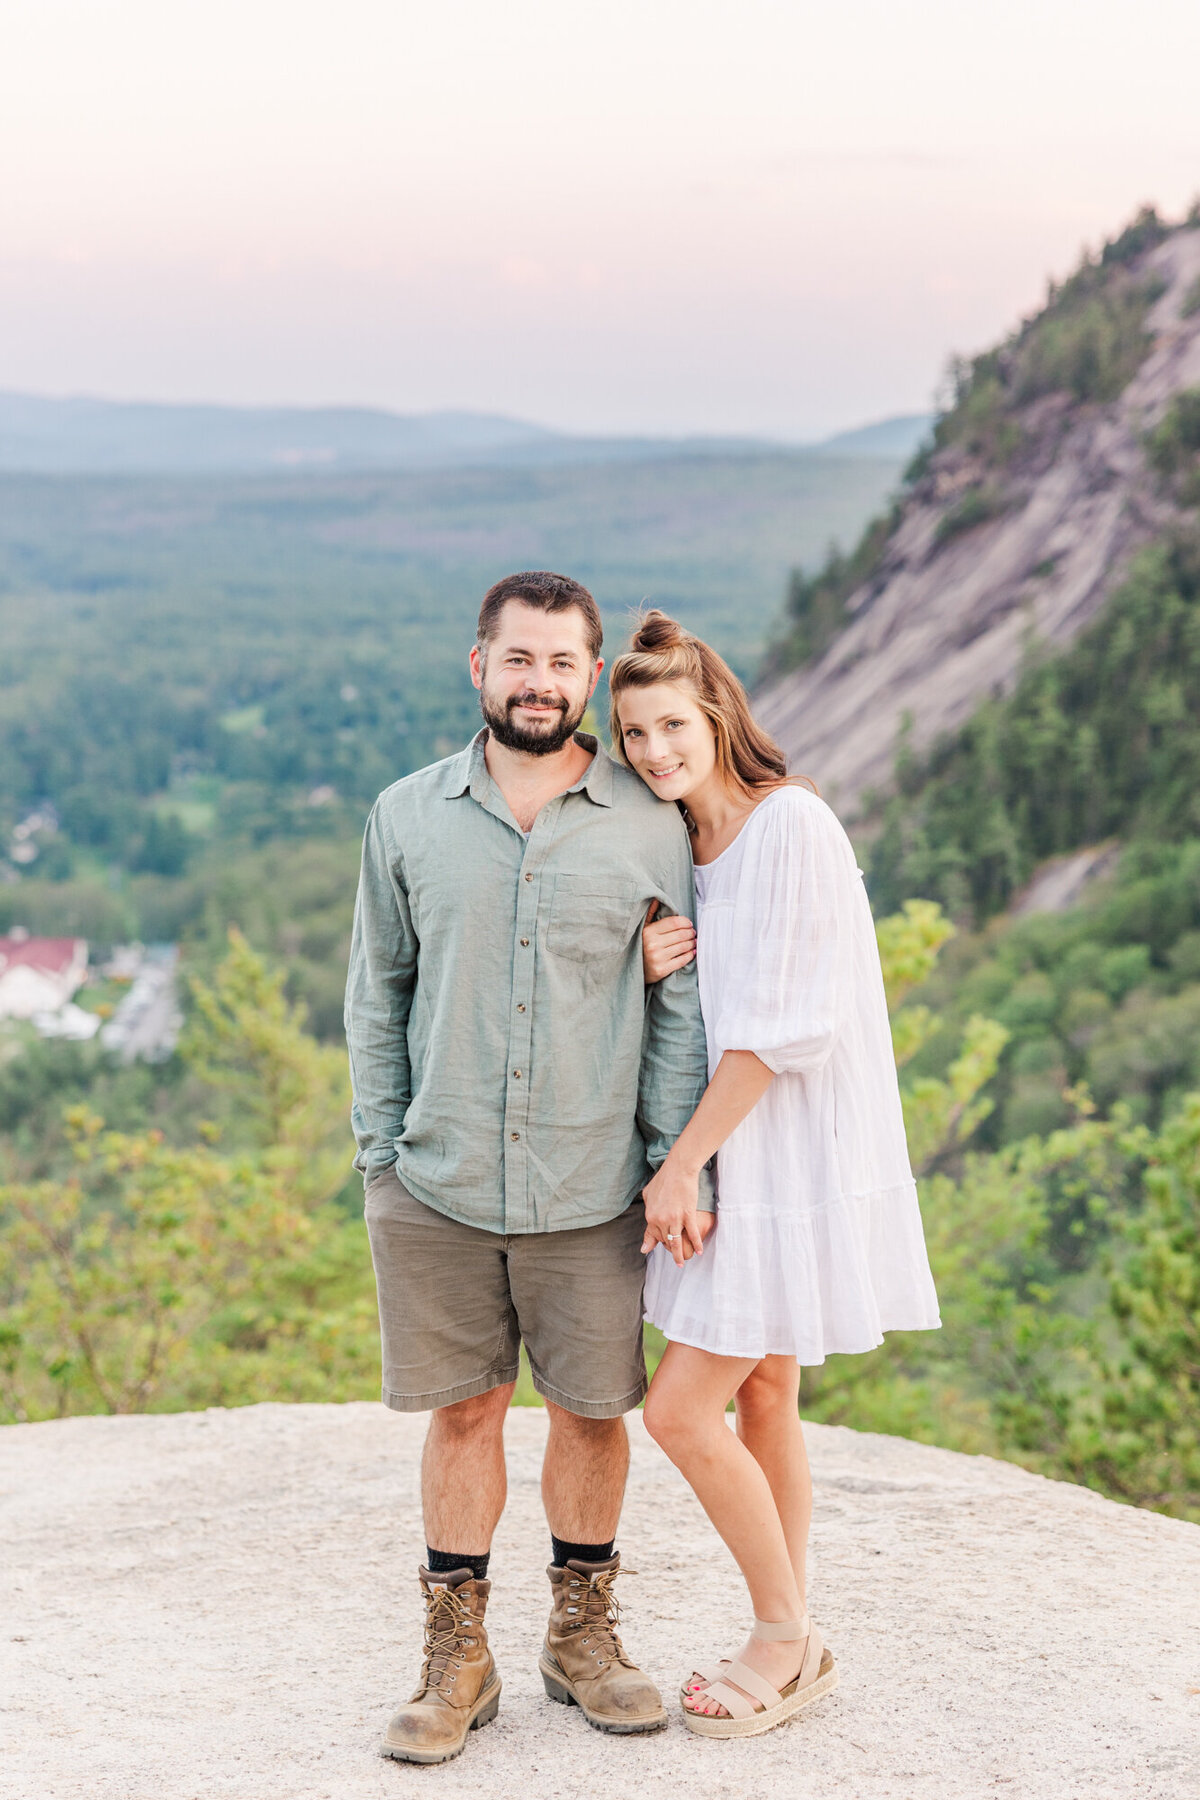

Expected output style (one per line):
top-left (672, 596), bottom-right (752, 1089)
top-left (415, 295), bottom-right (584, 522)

top-left (344, 570), bottom-right (712, 1765)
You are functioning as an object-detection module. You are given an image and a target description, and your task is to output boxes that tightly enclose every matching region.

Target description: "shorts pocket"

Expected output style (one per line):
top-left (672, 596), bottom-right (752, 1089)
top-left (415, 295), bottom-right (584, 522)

top-left (546, 874), bottom-right (643, 962)
top-left (363, 1165), bottom-right (409, 1217)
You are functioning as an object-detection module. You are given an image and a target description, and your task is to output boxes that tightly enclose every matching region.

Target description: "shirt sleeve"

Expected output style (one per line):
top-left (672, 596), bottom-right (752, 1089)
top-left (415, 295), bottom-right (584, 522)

top-left (637, 811), bottom-right (717, 1211)
top-left (343, 800), bottom-right (419, 1182)
top-left (713, 788), bottom-right (856, 1076)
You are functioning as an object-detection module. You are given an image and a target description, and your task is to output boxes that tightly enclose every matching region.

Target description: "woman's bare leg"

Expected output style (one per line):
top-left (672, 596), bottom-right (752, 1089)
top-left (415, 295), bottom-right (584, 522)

top-left (643, 1341), bottom-right (811, 1713)
top-left (734, 1356), bottom-right (811, 1602)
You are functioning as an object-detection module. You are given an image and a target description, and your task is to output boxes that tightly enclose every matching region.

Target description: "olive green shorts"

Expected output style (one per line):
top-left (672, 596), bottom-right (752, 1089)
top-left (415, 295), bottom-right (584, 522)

top-left (363, 1166), bottom-right (649, 1418)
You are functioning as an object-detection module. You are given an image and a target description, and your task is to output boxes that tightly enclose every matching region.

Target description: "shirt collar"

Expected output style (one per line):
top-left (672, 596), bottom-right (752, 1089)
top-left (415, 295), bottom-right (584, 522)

top-left (570, 733), bottom-right (614, 807)
top-left (444, 729), bottom-right (614, 808)
top-left (442, 734), bottom-right (482, 800)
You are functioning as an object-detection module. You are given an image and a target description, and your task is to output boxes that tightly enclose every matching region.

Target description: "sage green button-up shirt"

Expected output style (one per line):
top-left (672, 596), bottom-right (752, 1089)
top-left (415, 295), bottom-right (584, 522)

top-left (344, 730), bottom-right (713, 1234)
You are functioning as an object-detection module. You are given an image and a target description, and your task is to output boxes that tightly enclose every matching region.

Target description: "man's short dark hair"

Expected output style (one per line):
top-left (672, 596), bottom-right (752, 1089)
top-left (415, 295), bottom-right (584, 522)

top-left (476, 571), bottom-right (603, 664)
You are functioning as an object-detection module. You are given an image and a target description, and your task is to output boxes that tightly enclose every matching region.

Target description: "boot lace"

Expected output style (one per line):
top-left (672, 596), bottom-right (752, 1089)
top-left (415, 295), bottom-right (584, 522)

top-left (562, 1568), bottom-right (631, 1672)
top-left (419, 1584), bottom-right (477, 1698)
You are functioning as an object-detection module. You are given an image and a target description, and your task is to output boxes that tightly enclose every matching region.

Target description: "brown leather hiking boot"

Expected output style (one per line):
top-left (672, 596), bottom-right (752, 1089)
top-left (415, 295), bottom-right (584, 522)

top-left (539, 1555), bottom-right (667, 1734)
top-left (380, 1568), bottom-right (501, 1764)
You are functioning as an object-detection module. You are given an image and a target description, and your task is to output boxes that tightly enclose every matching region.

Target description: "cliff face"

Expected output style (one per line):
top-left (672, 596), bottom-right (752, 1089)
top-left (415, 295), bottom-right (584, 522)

top-left (756, 223), bottom-right (1200, 816)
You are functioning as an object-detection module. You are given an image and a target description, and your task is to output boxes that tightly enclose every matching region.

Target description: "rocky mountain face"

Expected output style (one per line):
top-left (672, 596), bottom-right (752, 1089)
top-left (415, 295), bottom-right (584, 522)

top-left (756, 216), bottom-right (1200, 817)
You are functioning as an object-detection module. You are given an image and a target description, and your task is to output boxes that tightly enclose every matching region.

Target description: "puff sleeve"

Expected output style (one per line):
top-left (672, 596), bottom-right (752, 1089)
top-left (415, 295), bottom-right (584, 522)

top-left (711, 787), bottom-right (858, 1075)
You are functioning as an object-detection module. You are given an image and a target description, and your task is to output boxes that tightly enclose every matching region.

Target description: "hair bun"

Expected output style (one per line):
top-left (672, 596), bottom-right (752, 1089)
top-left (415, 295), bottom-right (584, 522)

top-left (631, 608), bottom-right (687, 653)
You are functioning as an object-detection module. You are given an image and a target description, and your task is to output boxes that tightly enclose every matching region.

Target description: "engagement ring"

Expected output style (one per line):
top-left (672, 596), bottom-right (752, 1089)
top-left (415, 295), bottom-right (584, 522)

top-left (666, 1232), bottom-right (677, 1242)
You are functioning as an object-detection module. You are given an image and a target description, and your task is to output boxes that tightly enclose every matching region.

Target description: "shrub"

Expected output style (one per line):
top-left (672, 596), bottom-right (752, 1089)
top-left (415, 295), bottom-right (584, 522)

top-left (935, 375), bottom-right (1024, 466)
top-left (1060, 1097), bottom-right (1200, 1519)
top-left (1011, 272), bottom-right (1165, 406)
top-left (1146, 389), bottom-right (1200, 506)
top-left (1099, 204), bottom-right (1169, 268)
top-left (934, 484), bottom-right (1009, 546)
top-left (0, 934), bottom-right (374, 1421)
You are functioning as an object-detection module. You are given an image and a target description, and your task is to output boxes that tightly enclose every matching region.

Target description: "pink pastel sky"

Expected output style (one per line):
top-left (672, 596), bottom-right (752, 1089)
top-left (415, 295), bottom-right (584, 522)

top-left (3, 0), bottom-right (1198, 438)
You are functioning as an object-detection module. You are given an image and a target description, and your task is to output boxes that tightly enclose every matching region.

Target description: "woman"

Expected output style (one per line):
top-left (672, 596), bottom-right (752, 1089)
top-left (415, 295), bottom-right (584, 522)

top-left (608, 611), bottom-right (940, 1740)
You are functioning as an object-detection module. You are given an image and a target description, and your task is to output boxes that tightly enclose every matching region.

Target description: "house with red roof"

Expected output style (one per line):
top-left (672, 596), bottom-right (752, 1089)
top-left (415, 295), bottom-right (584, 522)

top-left (0, 933), bottom-right (88, 1020)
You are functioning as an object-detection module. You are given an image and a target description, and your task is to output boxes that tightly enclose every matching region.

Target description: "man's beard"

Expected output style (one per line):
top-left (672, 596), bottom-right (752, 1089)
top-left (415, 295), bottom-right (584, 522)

top-left (480, 685), bottom-right (587, 756)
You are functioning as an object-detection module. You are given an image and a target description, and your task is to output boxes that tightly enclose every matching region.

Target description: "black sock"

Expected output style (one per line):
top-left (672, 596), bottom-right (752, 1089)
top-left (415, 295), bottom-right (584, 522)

top-left (551, 1535), bottom-right (616, 1568)
top-left (426, 1546), bottom-right (490, 1582)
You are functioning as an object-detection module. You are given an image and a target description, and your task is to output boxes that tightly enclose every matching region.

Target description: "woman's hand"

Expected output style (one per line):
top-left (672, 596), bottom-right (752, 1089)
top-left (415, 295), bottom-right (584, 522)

top-left (641, 1157), bottom-right (708, 1266)
top-left (688, 1211), bottom-right (717, 1259)
top-left (642, 900), bottom-right (697, 984)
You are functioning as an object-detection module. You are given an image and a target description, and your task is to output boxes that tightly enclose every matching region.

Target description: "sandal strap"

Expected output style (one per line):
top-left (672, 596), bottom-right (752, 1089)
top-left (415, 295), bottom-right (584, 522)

top-left (798, 1622), bottom-right (825, 1689)
top-left (717, 1659), bottom-right (784, 1711)
top-left (686, 1659), bottom-right (729, 1687)
top-left (752, 1615), bottom-right (810, 1643)
top-left (701, 1678), bottom-right (761, 1720)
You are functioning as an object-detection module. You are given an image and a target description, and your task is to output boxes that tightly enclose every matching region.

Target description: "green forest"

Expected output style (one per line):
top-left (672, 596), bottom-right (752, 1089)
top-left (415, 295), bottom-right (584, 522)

top-left (0, 451), bottom-right (895, 1030)
top-left (3, 213), bottom-right (1200, 1527)
top-left (765, 210), bottom-right (1200, 1520)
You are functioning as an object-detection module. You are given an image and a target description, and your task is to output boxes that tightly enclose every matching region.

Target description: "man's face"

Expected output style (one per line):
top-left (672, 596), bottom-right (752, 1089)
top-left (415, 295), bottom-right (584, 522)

top-left (470, 600), bottom-right (603, 756)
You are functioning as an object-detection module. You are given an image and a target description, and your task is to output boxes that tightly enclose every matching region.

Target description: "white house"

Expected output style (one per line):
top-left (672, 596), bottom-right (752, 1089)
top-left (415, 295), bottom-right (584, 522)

top-left (0, 934), bottom-right (89, 1020)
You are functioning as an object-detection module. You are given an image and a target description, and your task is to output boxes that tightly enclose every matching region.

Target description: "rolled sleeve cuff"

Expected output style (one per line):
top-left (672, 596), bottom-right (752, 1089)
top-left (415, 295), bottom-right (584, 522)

top-left (355, 1144), bottom-right (400, 1185)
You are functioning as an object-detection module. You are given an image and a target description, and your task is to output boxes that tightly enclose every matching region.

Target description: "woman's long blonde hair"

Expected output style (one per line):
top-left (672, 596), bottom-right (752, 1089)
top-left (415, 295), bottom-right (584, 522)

top-left (608, 609), bottom-right (814, 803)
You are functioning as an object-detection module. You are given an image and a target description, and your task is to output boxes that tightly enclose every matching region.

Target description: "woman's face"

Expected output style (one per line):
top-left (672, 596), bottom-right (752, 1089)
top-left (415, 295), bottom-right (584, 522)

top-left (616, 681), bottom-right (718, 805)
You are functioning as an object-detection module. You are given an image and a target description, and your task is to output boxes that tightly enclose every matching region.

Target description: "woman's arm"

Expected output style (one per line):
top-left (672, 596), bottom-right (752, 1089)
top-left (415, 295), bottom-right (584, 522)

top-left (641, 1049), bottom-right (775, 1264)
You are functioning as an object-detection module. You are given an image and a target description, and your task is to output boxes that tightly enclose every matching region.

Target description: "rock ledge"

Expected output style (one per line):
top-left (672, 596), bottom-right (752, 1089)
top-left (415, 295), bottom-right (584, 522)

top-left (3, 1402), bottom-right (1197, 1799)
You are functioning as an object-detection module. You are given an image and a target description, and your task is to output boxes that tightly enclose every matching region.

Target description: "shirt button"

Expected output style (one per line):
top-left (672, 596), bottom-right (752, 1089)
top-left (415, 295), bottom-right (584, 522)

top-left (520, 937), bottom-right (530, 947)
top-left (516, 1002), bottom-right (526, 1012)
top-left (513, 1069), bottom-right (522, 1079)
top-left (524, 872), bottom-right (533, 882)
top-left (510, 1131), bottom-right (520, 1141)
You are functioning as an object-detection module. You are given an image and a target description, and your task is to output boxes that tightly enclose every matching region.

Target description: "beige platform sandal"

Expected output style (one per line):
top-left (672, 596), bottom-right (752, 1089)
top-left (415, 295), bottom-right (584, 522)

top-left (682, 1616), bottom-right (838, 1739)
top-left (679, 1660), bottom-right (729, 1705)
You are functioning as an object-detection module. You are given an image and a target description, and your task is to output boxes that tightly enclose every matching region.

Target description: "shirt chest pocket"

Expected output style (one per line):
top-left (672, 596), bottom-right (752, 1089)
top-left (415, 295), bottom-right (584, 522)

top-left (546, 874), bottom-right (643, 962)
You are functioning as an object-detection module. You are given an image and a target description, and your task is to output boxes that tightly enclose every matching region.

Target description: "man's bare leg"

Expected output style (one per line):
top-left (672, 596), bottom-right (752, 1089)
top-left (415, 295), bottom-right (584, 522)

top-left (421, 1382), bottom-right (515, 1553)
top-left (537, 1402), bottom-right (665, 1732)
top-left (380, 1385), bottom-right (514, 1763)
top-left (541, 1401), bottom-right (629, 1542)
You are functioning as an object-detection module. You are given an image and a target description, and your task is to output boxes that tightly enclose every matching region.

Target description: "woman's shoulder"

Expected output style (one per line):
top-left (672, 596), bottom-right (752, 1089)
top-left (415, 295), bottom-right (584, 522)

top-left (750, 781), bottom-right (851, 848)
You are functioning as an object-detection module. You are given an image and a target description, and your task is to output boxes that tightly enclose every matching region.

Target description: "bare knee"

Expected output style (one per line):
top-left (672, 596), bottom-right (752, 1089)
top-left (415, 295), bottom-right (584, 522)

top-left (545, 1401), bottom-right (627, 1449)
top-left (735, 1358), bottom-right (800, 1426)
top-left (642, 1381), bottom-right (694, 1454)
top-left (429, 1382), bottom-right (514, 1444)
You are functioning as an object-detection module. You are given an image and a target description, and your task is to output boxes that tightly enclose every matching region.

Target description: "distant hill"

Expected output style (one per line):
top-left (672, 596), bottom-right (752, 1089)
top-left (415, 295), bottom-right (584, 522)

top-left (757, 207), bottom-right (1200, 822)
top-left (0, 394), bottom-right (560, 474)
top-left (0, 389), bottom-right (927, 476)
top-left (815, 413), bottom-right (933, 460)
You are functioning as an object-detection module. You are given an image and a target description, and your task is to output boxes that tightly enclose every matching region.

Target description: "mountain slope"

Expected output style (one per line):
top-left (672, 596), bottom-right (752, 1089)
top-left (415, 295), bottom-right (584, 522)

top-left (756, 213), bottom-right (1200, 814)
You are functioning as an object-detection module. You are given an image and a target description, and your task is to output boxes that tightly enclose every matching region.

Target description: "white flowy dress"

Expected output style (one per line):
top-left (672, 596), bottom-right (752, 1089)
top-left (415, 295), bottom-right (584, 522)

top-left (643, 784), bottom-right (940, 1364)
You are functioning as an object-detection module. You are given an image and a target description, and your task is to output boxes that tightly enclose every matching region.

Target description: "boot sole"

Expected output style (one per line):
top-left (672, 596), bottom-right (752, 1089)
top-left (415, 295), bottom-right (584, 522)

top-left (539, 1656), bottom-right (668, 1735)
top-left (380, 1677), bottom-right (502, 1763)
